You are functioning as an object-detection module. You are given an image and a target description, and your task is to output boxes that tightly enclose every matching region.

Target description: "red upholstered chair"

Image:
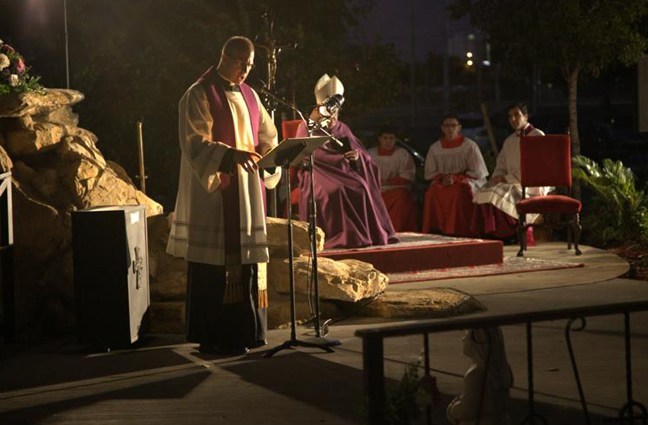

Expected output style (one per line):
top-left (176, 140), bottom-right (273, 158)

top-left (281, 119), bottom-right (303, 140)
top-left (516, 134), bottom-right (582, 257)
top-left (281, 120), bottom-right (304, 215)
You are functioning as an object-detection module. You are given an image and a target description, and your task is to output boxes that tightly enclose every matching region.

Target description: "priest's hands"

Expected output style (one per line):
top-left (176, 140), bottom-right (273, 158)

top-left (344, 149), bottom-right (360, 161)
top-left (231, 148), bottom-right (262, 173)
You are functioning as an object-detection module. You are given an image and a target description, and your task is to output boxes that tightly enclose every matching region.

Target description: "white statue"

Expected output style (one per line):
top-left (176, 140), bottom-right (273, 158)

top-left (447, 327), bottom-right (514, 425)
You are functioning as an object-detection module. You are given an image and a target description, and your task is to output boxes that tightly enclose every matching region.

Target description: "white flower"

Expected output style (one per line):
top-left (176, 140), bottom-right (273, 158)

top-left (0, 54), bottom-right (9, 71)
top-left (9, 74), bottom-right (20, 87)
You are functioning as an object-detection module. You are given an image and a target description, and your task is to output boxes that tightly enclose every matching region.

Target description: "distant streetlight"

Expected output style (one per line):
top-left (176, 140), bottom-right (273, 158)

top-left (466, 51), bottom-right (474, 67)
top-left (63, 0), bottom-right (69, 88)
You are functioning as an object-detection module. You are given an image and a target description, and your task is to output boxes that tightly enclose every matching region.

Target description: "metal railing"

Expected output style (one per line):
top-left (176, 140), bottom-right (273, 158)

top-left (356, 298), bottom-right (648, 425)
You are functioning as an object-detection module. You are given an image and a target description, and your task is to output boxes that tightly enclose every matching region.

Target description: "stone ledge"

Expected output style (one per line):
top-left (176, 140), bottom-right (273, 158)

top-left (357, 289), bottom-right (485, 319)
top-left (0, 89), bottom-right (84, 118)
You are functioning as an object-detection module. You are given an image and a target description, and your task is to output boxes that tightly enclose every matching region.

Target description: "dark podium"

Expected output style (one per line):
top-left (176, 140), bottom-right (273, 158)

top-left (72, 205), bottom-right (150, 349)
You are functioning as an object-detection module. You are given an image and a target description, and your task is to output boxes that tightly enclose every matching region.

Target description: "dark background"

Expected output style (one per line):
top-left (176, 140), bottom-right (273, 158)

top-left (1, 0), bottom-right (645, 210)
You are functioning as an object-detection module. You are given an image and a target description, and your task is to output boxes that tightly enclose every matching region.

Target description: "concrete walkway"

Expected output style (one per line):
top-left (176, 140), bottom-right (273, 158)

top-left (1, 242), bottom-right (647, 425)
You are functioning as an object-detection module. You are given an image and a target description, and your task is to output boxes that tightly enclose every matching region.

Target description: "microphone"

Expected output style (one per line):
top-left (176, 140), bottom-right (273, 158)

top-left (255, 80), bottom-right (294, 110)
top-left (253, 80), bottom-right (342, 150)
top-left (396, 139), bottom-right (425, 168)
top-left (254, 79), bottom-right (273, 97)
top-left (318, 94), bottom-right (344, 117)
top-left (254, 80), bottom-right (310, 130)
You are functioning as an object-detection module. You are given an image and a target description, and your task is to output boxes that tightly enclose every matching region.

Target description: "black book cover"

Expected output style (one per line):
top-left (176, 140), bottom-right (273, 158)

top-left (330, 136), bottom-right (352, 153)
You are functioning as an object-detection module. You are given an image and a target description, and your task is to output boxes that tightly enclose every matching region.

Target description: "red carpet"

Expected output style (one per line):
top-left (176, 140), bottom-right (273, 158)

top-left (320, 232), bottom-right (503, 274)
top-left (386, 256), bottom-right (585, 284)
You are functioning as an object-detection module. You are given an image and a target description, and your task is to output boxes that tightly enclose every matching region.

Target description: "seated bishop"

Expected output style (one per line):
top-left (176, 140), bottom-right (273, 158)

top-left (294, 74), bottom-right (398, 249)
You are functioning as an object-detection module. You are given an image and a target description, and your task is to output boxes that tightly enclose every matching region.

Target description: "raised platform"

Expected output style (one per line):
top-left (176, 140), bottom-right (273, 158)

top-left (319, 232), bottom-right (504, 274)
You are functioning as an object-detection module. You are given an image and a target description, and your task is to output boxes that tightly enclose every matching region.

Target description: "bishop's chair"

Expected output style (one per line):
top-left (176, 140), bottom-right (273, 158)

top-left (516, 134), bottom-right (582, 257)
top-left (281, 119), bottom-right (303, 141)
top-left (281, 119), bottom-right (304, 217)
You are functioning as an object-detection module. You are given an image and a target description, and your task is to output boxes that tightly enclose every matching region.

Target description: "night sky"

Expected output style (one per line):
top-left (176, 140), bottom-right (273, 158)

top-left (1, 0), bottom-right (476, 90)
top-left (1, 0), bottom-right (68, 89)
top-left (360, 0), bottom-right (474, 61)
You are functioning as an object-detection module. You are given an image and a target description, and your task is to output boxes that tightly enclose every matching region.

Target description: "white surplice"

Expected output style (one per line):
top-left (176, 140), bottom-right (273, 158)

top-left (473, 126), bottom-right (548, 220)
top-left (166, 82), bottom-right (281, 266)
top-left (367, 146), bottom-right (416, 191)
top-left (424, 137), bottom-right (488, 192)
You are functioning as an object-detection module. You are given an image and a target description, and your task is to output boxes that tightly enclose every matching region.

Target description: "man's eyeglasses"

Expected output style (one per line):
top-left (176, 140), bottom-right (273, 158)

top-left (226, 54), bottom-right (254, 70)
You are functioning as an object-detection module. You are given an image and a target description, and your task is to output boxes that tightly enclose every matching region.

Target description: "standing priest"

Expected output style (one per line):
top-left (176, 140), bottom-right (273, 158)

top-left (167, 36), bottom-right (281, 356)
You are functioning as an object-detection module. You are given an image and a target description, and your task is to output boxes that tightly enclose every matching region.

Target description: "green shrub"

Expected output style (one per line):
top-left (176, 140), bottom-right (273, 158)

top-left (572, 155), bottom-right (648, 246)
top-left (384, 362), bottom-right (422, 425)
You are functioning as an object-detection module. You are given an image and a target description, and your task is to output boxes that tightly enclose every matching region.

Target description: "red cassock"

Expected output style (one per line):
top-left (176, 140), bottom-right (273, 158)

top-left (381, 182), bottom-right (419, 232)
top-left (422, 136), bottom-right (489, 237)
top-left (422, 174), bottom-right (481, 237)
top-left (367, 146), bottom-right (418, 232)
top-left (477, 203), bottom-right (518, 238)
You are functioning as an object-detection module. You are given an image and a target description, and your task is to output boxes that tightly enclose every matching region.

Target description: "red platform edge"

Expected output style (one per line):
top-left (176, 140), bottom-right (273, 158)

top-left (320, 239), bottom-right (504, 274)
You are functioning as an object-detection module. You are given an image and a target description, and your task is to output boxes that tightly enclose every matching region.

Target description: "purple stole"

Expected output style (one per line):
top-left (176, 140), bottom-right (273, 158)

top-left (197, 66), bottom-right (260, 154)
top-left (196, 66), bottom-right (261, 268)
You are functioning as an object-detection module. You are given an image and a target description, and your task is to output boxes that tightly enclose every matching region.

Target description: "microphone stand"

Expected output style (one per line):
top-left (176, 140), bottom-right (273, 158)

top-left (264, 154), bottom-right (333, 357)
top-left (259, 85), bottom-right (339, 356)
top-left (304, 122), bottom-right (341, 346)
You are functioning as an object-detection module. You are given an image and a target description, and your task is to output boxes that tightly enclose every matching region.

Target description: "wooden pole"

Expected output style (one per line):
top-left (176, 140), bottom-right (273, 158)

top-left (136, 121), bottom-right (146, 194)
top-left (481, 103), bottom-right (499, 157)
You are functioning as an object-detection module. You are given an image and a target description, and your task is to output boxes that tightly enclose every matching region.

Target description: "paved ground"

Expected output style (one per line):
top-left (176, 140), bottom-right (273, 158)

top-left (1, 242), bottom-right (647, 425)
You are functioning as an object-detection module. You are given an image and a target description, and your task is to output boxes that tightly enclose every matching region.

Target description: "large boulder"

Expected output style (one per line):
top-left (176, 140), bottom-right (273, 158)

top-left (268, 256), bottom-right (387, 302)
top-left (266, 216), bottom-right (324, 258)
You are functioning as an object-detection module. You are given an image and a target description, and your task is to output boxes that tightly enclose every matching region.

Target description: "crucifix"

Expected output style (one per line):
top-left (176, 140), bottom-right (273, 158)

top-left (254, 10), bottom-right (297, 120)
top-left (255, 10), bottom-right (297, 217)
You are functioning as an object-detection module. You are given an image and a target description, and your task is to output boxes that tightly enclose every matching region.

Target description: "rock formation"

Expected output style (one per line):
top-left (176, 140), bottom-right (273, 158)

top-left (0, 89), bottom-right (162, 338)
top-left (0, 88), bottom-right (416, 340)
top-left (265, 217), bottom-right (388, 327)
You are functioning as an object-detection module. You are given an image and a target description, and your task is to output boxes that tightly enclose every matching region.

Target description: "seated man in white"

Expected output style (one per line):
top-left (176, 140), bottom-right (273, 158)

top-left (473, 103), bottom-right (548, 240)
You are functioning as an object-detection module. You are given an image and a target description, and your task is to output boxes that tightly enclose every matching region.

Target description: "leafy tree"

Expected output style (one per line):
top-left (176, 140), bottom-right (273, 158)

top-left (448, 0), bottom-right (648, 156)
top-left (62, 0), bottom-right (402, 207)
top-left (248, 0), bottom-right (403, 118)
top-left (65, 0), bottom-right (240, 208)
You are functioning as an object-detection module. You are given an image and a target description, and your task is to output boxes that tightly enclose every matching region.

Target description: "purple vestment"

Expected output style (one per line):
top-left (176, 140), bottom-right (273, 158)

top-left (196, 66), bottom-right (261, 259)
top-left (296, 120), bottom-right (398, 249)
